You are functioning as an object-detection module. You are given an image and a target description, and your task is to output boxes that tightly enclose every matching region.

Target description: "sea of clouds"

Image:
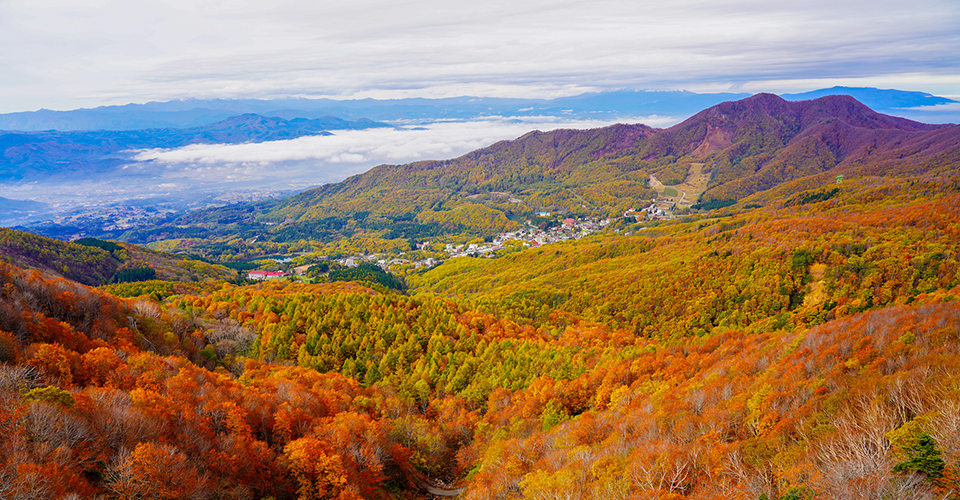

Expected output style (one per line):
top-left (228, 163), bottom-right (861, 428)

top-left (1, 115), bottom-right (677, 224)
top-left (133, 115), bottom-right (677, 186)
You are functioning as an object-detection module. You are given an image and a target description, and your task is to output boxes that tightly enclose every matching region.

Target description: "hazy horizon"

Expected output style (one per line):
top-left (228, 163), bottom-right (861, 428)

top-left (1, 0), bottom-right (957, 113)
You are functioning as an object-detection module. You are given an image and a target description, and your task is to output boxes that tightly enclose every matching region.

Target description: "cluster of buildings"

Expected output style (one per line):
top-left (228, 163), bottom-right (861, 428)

top-left (53, 205), bottom-right (178, 235)
top-left (245, 204), bottom-right (679, 280)
top-left (441, 216), bottom-right (613, 258)
top-left (625, 201), bottom-right (671, 220)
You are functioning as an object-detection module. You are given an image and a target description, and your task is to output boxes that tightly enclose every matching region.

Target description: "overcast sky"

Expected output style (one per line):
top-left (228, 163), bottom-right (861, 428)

top-left (1, 0), bottom-right (958, 113)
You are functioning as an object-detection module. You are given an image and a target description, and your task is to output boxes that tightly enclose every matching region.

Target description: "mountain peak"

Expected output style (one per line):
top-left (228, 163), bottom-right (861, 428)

top-left (800, 94), bottom-right (934, 131)
top-left (692, 92), bottom-right (934, 133)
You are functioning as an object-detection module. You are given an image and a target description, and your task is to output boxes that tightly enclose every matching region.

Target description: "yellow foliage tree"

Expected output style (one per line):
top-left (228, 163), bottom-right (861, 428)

top-left (283, 437), bottom-right (348, 500)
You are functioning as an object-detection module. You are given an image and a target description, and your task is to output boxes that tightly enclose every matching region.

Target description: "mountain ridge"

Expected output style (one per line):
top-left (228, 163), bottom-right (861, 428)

top-left (2, 87), bottom-right (956, 132)
top-left (275, 93), bottom-right (955, 216)
top-left (782, 85), bottom-right (957, 109)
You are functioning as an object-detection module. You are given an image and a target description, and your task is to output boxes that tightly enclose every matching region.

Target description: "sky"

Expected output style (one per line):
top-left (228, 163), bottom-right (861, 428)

top-left (1, 0), bottom-right (959, 114)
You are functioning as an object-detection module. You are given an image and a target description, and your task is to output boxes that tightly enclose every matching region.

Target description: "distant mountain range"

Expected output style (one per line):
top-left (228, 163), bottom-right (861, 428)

top-left (781, 86), bottom-right (956, 109)
top-left (1, 87), bottom-right (956, 132)
top-left (0, 114), bottom-right (389, 182)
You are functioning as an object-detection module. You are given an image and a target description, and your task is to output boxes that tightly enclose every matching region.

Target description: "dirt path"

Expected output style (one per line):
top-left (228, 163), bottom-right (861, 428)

top-left (649, 163), bottom-right (709, 207)
top-left (648, 174), bottom-right (665, 190)
top-left (649, 174), bottom-right (686, 204)
top-left (425, 484), bottom-right (466, 497)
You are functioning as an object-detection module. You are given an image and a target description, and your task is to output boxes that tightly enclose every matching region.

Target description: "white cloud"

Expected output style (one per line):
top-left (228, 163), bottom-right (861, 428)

top-left (901, 102), bottom-right (960, 112)
top-left (1, 115), bottom-right (678, 216)
top-left (133, 115), bottom-right (677, 184)
top-left (0, 0), bottom-right (958, 112)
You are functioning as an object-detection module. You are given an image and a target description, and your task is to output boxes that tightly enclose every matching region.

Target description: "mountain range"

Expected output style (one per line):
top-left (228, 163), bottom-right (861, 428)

top-left (0, 114), bottom-right (388, 182)
top-left (1, 87), bottom-right (956, 132)
top-left (101, 92), bottom-right (960, 256)
top-left (1, 86), bottom-right (956, 233)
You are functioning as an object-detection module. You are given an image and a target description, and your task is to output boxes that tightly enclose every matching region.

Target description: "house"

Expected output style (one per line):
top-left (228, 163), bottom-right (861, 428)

top-left (247, 270), bottom-right (291, 280)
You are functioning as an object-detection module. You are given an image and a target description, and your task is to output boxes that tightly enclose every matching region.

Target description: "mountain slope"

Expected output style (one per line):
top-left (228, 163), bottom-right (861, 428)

top-left (0, 228), bottom-right (235, 285)
top-left (117, 123), bottom-right (660, 248)
top-left (268, 94), bottom-right (958, 216)
top-left (273, 123), bottom-right (658, 219)
top-left (636, 93), bottom-right (953, 200)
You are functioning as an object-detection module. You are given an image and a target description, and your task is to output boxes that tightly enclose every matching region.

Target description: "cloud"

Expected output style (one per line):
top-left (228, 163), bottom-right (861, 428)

top-left (901, 102), bottom-right (960, 112)
top-left (132, 115), bottom-right (677, 184)
top-left (0, 0), bottom-right (958, 112)
top-left (1, 115), bottom-right (678, 216)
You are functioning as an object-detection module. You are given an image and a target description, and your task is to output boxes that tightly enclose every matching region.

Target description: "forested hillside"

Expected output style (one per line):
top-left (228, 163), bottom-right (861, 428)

top-left (0, 228), bottom-right (235, 285)
top-left (411, 178), bottom-right (960, 335)
top-left (0, 95), bottom-right (959, 499)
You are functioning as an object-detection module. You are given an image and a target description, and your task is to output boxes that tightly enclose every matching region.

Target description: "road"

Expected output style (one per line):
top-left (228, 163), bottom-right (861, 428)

top-left (405, 466), bottom-right (466, 497)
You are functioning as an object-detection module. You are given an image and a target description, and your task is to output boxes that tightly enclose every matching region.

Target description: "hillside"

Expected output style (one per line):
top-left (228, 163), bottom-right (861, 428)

top-left (266, 94), bottom-right (958, 216)
top-left (655, 94), bottom-right (954, 201)
top-left (0, 181), bottom-right (958, 498)
top-left (0, 228), bottom-right (235, 286)
top-left (121, 122), bottom-right (661, 252)
top-left (410, 177), bottom-right (960, 334)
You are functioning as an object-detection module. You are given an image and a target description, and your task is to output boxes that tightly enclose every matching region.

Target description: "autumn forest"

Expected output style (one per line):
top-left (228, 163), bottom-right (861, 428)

top-left (1, 94), bottom-right (960, 500)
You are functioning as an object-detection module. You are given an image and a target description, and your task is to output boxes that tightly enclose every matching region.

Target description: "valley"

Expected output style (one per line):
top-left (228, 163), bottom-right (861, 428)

top-left (0, 93), bottom-right (959, 500)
